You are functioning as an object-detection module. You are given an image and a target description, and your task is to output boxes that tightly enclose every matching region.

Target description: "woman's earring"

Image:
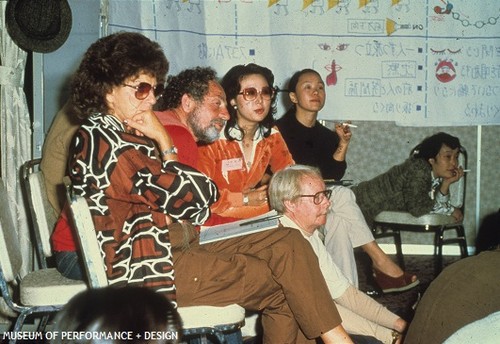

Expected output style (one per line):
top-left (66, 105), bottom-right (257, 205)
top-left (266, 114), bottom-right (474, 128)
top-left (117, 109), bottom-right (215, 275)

top-left (233, 105), bottom-right (238, 110)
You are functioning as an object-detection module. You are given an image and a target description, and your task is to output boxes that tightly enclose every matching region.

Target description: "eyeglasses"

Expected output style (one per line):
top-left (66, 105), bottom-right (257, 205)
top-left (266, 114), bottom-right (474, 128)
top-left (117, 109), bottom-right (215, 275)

top-left (296, 189), bottom-right (332, 205)
top-left (122, 82), bottom-right (164, 100)
top-left (238, 86), bottom-right (274, 101)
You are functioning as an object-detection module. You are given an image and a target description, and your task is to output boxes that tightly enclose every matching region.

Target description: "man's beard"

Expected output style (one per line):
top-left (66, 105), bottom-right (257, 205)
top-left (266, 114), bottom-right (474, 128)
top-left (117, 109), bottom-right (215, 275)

top-left (188, 107), bottom-right (224, 143)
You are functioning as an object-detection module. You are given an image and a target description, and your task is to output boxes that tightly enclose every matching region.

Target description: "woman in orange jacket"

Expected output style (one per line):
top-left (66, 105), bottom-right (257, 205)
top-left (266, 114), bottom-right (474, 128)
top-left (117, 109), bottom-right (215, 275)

top-left (197, 63), bottom-right (294, 220)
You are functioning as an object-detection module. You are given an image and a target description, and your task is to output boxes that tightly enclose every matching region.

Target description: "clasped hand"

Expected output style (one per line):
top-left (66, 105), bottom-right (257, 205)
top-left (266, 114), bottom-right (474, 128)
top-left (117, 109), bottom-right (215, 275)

top-left (123, 110), bottom-right (174, 152)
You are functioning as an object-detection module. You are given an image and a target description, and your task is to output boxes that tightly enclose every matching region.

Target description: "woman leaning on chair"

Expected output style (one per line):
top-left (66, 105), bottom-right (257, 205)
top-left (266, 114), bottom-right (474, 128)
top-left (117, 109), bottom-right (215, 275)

top-left (351, 132), bottom-right (465, 229)
top-left (349, 132), bottom-right (464, 289)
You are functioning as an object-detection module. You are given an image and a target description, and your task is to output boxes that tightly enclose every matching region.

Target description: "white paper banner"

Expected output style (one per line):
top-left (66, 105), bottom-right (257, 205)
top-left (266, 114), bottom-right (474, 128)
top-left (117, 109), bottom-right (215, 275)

top-left (107, 0), bottom-right (500, 127)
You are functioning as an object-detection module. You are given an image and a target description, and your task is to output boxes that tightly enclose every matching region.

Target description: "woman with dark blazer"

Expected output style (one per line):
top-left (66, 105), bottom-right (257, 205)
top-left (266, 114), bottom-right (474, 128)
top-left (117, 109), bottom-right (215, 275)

top-left (352, 132), bottom-right (465, 228)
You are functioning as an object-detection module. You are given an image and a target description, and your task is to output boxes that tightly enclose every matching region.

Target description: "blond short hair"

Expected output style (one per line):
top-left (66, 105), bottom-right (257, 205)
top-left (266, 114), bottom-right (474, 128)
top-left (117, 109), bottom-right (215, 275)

top-left (269, 165), bottom-right (322, 213)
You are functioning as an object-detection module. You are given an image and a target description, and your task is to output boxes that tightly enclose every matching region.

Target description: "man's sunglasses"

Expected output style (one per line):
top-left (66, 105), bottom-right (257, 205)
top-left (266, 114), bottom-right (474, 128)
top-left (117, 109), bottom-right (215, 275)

top-left (123, 82), bottom-right (165, 100)
top-left (238, 86), bottom-right (275, 101)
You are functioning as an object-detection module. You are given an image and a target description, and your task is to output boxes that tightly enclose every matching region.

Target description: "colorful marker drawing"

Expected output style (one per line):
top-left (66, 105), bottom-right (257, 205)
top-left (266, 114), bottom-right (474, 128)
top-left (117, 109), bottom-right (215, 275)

top-left (271, 0), bottom-right (289, 15)
top-left (329, 0), bottom-right (351, 15)
top-left (318, 43), bottom-right (332, 51)
top-left (336, 43), bottom-right (349, 51)
top-left (325, 60), bottom-right (342, 86)
top-left (434, 0), bottom-right (453, 15)
top-left (360, 0), bottom-right (379, 14)
top-left (392, 0), bottom-right (410, 13)
top-left (431, 48), bottom-right (462, 55)
top-left (435, 58), bottom-right (457, 83)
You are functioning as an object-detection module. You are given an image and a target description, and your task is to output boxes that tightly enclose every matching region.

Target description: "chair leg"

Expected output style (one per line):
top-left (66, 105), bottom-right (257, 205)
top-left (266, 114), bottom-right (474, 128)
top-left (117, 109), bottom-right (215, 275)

top-left (184, 328), bottom-right (242, 344)
top-left (9, 312), bottom-right (28, 344)
top-left (13, 312), bottom-right (27, 333)
top-left (36, 314), bottom-right (51, 332)
top-left (393, 230), bottom-right (405, 270)
top-left (434, 229), bottom-right (444, 275)
top-left (373, 225), bottom-right (405, 270)
top-left (186, 334), bottom-right (211, 344)
top-left (456, 225), bottom-right (469, 258)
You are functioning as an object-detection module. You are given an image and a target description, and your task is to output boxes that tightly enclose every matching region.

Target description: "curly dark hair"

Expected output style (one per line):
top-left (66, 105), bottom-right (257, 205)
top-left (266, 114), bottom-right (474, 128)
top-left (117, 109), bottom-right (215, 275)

top-left (282, 68), bottom-right (321, 119)
top-left (71, 31), bottom-right (169, 119)
top-left (156, 67), bottom-right (217, 111)
top-left (221, 63), bottom-right (277, 141)
top-left (412, 132), bottom-right (462, 161)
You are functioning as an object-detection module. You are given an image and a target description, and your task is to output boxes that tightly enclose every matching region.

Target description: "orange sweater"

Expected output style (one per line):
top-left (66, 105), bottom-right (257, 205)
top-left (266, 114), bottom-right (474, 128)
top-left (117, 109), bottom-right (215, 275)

top-left (198, 126), bottom-right (294, 219)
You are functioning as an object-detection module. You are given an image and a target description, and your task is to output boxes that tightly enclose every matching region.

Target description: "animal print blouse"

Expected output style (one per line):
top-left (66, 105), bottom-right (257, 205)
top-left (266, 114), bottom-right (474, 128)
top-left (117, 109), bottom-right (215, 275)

top-left (68, 114), bottom-right (218, 302)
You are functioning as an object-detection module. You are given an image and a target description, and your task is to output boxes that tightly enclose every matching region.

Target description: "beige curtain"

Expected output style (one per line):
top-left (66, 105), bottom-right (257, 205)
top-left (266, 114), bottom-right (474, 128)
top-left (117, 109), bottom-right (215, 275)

top-left (0, 0), bottom-right (33, 276)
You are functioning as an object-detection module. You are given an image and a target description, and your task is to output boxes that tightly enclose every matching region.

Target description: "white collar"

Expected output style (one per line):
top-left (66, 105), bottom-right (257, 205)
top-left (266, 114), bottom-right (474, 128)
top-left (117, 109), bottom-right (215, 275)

top-left (280, 215), bottom-right (314, 237)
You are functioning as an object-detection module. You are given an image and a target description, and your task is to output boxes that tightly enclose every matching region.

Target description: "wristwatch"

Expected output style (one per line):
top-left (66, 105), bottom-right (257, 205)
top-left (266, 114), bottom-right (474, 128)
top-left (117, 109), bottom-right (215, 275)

top-left (243, 194), bottom-right (249, 206)
top-left (162, 146), bottom-right (178, 157)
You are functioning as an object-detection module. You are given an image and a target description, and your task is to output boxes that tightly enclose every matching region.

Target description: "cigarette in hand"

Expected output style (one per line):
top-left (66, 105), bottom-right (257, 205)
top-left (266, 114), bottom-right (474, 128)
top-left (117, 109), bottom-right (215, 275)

top-left (462, 169), bottom-right (471, 173)
top-left (342, 123), bottom-right (358, 128)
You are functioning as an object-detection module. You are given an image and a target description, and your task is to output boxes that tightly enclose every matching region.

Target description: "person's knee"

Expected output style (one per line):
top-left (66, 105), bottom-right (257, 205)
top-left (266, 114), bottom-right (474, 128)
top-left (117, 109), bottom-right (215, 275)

top-left (324, 213), bottom-right (350, 243)
top-left (331, 185), bottom-right (357, 204)
top-left (55, 251), bottom-right (84, 280)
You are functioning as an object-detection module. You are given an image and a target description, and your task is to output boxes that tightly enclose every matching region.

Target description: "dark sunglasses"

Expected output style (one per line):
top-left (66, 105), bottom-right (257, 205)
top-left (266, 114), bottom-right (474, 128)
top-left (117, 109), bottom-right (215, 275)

top-left (122, 82), bottom-right (164, 100)
top-left (296, 189), bottom-right (332, 205)
top-left (238, 86), bottom-right (274, 101)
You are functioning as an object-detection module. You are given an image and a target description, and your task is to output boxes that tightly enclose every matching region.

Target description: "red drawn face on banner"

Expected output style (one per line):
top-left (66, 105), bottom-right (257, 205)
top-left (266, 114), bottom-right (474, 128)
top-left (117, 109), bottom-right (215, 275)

top-left (435, 58), bottom-right (457, 83)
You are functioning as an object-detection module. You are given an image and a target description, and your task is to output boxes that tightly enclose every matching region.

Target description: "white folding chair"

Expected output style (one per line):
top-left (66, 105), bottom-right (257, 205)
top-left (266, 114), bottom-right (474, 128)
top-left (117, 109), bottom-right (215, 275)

top-left (0, 178), bottom-right (87, 342)
top-left (63, 177), bottom-right (245, 343)
top-left (63, 177), bottom-right (108, 289)
top-left (21, 158), bottom-right (58, 269)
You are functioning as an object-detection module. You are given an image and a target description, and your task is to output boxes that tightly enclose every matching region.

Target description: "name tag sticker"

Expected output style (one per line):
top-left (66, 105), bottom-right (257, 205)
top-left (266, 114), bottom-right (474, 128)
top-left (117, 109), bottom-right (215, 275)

top-left (222, 158), bottom-right (243, 173)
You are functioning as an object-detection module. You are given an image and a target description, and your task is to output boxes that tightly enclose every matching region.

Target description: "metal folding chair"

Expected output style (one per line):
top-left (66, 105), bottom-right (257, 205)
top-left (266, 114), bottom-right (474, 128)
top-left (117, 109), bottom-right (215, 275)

top-left (63, 177), bottom-right (245, 343)
top-left (0, 178), bottom-right (87, 343)
top-left (21, 158), bottom-right (58, 270)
